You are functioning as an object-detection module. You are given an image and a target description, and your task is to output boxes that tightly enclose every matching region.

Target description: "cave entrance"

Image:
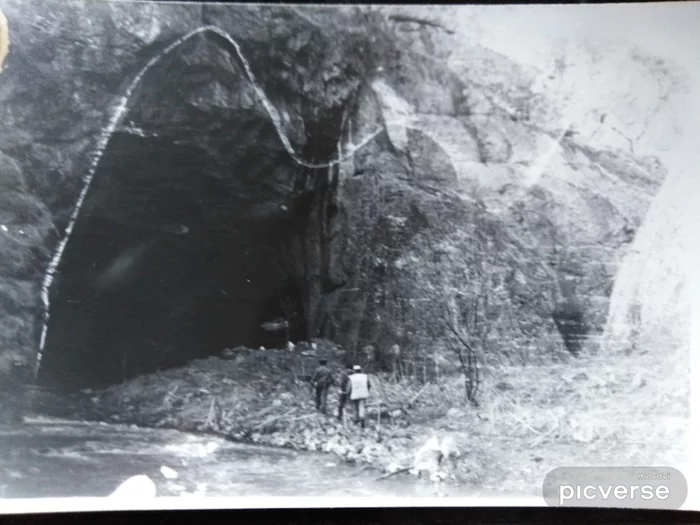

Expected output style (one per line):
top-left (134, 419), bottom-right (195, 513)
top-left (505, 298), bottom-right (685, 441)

top-left (37, 34), bottom-right (312, 391)
top-left (553, 307), bottom-right (587, 357)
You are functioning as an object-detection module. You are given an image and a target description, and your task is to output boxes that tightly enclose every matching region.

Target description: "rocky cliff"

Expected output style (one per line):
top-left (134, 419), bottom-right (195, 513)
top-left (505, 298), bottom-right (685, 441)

top-left (0, 1), bottom-right (667, 390)
top-left (310, 64), bottom-right (664, 366)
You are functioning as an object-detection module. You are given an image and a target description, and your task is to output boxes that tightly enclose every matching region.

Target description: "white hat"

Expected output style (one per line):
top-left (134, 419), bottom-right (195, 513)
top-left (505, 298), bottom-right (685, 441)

top-left (353, 365), bottom-right (361, 371)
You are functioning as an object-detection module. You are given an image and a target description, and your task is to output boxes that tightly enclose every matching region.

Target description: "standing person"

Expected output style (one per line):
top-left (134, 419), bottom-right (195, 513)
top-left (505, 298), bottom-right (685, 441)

top-left (310, 358), bottom-right (334, 414)
top-left (349, 364), bottom-right (371, 429)
top-left (337, 365), bottom-right (353, 421)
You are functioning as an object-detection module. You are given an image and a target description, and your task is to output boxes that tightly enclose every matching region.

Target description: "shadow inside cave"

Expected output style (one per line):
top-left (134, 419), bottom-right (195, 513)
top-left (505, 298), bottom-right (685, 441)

top-left (37, 35), bottom-right (313, 391)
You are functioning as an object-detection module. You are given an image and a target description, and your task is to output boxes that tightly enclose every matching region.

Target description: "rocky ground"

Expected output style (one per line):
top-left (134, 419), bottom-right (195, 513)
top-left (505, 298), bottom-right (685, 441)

top-left (29, 339), bottom-right (691, 494)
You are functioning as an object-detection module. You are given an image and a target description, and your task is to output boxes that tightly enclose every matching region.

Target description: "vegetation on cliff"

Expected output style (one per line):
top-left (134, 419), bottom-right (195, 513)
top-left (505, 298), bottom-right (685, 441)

top-left (0, 3), bottom-right (692, 490)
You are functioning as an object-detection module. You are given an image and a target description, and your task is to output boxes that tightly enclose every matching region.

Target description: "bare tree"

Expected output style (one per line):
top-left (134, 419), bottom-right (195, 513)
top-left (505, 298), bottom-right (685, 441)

top-left (433, 230), bottom-right (491, 406)
top-left (440, 294), bottom-right (484, 406)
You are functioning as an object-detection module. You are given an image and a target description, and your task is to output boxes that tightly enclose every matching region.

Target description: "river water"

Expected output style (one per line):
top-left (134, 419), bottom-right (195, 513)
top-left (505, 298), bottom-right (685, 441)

top-left (0, 417), bottom-right (471, 500)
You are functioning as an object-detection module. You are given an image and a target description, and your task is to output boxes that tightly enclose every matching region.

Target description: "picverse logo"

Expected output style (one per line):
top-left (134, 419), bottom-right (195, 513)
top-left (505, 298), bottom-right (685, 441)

top-left (542, 467), bottom-right (687, 509)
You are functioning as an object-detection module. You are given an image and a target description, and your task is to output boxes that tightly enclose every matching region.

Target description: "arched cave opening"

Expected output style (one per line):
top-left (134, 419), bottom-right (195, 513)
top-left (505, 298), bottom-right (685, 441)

top-left (552, 306), bottom-right (587, 357)
top-left (35, 33), bottom-right (348, 391)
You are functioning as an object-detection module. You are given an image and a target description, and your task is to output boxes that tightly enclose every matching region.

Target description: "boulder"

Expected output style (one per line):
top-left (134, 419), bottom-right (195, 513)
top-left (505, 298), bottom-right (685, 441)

top-left (411, 434), bottom-right (461, 479)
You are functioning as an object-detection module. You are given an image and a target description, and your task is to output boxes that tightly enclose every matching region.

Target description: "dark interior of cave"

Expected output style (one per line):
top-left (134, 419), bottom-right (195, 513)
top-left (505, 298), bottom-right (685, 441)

top-left (552, 307), bottom-right (587, 357)
top-left (38, 125), bottom-right (308, 390)
top-left (36, 35), bottom-right (325, 391)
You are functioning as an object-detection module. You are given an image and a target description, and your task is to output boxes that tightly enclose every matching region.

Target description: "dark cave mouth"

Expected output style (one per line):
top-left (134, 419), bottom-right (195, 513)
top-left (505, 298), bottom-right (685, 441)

top-left (36, 121), bottom-right (315, 392)
top-left (36, 110), bottom-right (350, 392)
top-left (32, 29), bottom-right (359, 391)
top-left (553, 308), bottom-right (588, 357)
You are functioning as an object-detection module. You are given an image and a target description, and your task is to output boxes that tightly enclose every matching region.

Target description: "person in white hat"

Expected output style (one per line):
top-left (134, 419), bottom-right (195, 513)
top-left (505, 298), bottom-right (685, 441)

top-left (348, 365), bottom-right (371, 429)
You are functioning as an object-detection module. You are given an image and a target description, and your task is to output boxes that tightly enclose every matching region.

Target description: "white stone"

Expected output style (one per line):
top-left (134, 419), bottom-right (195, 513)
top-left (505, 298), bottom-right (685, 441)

top-left (413, 435), bottom-right (442, 474)
top-left (160, 466), bottom-right (178, 479)
top-left (439, 435), bottom-right (460, 459)
top-left (109, 475), bottom-right (156, 498)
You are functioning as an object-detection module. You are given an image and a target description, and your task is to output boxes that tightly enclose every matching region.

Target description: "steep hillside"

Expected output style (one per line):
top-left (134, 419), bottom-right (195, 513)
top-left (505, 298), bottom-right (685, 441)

top-left (307, 29), bottom-right (665, 366)
top-left (0, 1), bottom-right (673, 394)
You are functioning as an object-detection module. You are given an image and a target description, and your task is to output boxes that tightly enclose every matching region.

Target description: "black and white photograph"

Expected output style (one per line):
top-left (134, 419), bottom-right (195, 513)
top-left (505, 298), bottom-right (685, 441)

top-left (0, 0), bottom-right (697, 509)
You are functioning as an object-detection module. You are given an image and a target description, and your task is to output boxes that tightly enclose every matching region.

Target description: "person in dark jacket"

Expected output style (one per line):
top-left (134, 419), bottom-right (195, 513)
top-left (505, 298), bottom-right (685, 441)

top-left (337, 366), bottom-right (353, 421)
top-left (310, 359), bottom-right (334, 414)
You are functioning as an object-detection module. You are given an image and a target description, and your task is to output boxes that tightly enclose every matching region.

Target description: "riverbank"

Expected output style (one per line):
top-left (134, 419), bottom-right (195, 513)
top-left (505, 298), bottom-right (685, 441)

top-left (2, 417), bottom-right (465, 498)
top-left (35, 341), bottom-right (691, 494)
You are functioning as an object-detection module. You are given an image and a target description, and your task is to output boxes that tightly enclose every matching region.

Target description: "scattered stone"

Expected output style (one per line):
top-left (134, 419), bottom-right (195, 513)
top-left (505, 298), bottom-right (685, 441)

top-left (386, 462), bottom-right (403, 474)
top-left (412, 435), bottom-right (460, 479)
top-left (445, 407), bottom-right (461, 419)
top-left (439, 435), bottom-right (460, 460)
top-left (412, 435), bottom-right (441, 475)
top-left (160, 466), bottom-right (178, 479)
top-left (495, 382), bottom-right (513, 392)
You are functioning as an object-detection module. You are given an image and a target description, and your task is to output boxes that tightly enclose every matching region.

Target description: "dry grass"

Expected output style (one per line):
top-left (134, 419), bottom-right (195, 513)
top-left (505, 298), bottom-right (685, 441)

top-left (405, 342), bottom-right (690, 492)
top-left (74, 340), bottom-right (689, 495)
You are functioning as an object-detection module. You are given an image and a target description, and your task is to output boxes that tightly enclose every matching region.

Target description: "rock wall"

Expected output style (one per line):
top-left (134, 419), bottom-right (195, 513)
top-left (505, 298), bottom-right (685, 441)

top-left (0, 1), bottom-right (388, 387)
top-left (308, 46), bottom-right (665, 364)
top-left (0, 1), bottom-right (667, 388)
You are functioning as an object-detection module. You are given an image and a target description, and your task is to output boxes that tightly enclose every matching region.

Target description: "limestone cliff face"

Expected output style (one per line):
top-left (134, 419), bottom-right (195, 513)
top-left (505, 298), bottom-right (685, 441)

top-left (0, 1), bottom-right (387, 387)
top-left (0, 1), bottom-right (665, 388)
top-left (309, 58), bottom-right (664, 363)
